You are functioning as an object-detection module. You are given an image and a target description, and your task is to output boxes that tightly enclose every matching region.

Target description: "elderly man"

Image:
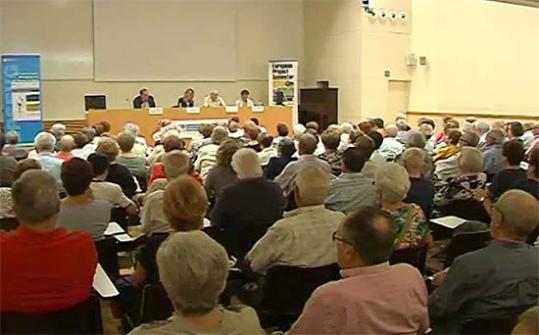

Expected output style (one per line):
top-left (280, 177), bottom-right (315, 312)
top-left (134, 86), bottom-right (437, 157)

top-left (211, 149), bottom-right (285, 259)
top-left (2, 131), bottom-right (27, 160)
top-left (130, 231), bottom-right (265, 334)
top-left (401, 148), bottom-right (435, 219)
top-left (289, 207), bottom-right (429, 334)
top-left (0, 170), bottom-right (97, 313)
top-left (0, 134), bottom-right (17, 187)
top-left (378, 124), bottom-right (404, 161)
top-left (34, 132), bottom-right (64, 189)
top-left (203, 89), bottom-right (227, 107)
top-left (141, 150), bottom-right (191, 235)
top-left (435, 130), bottom-right (480, 181)
top-left (429, 190), bottom-right (539, 333)
top-left (275, 133), bottom-right (331, 197)
top-left (55, 135), bottom-right (75, 161)
top-left (325, 148), bottom-right (377, 214)
top-left (481, 129), bottom-right (505, 178)
top-left (475, 120), bottom-right (491, 150)
top-left (246, 166), bottom-right (344, 274)
top-left (50, 123), bottom-right (66, 150)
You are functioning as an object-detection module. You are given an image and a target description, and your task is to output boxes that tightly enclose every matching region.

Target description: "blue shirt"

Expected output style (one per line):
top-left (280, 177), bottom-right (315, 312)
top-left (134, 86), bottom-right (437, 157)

top-left (37, 152), bottom-right (64, 190)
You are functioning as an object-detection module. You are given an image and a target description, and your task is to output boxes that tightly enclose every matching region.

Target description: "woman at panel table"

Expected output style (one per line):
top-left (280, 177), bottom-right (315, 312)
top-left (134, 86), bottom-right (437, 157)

top-left (175, 88), bottom-right (195, 107)
top-left (235, 89), bottom-right (254, 108)
top-left (203, 90), bottom-right (227, 107)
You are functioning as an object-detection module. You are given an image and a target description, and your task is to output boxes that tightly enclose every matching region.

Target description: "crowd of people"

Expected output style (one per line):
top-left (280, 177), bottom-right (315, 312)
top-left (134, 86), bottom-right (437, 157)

top-left (0, 114), bottom-right (538, 334)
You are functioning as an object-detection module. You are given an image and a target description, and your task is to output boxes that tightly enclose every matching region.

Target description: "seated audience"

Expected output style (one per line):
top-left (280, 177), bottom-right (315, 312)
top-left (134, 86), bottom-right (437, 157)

top-left (194, 126), bottom-right (228, 180)
top-left (0, 159), bottom-right (42, 219)
top-left (396, 119), bottom-right (411, 144)
top-left (481, 129), bottom-right (505, 178)
top-left (247, 166), bottom-right (344, 274)
top-left (116, 131), bottom-right (147, 179)
top-left (435, 118), bottom-right (459, 146)
top-left (434, 129), bottom-right (461, 163)
top-left (0, 170), bottom-right (97, 313)
top-left (205, 139), bottom-right (240, 206)
top-left (71, 131), bottom-right (93, 159)
top-left (211, 149), bottom-right (286, 259)
top-left (401, 148), bottom-right (435, 219)
top-left (57, 158), bottom-right (112, 241)
top-left (244, 125), bottom-right (262, 152)
top-left (130, 231), bottom-right (264, 335)
top-left (325, 148), bottom-right (377, 213)
top-left (376, 163), bottom-right (432, 250)
top-left (488, 139), bottom-right (527, 199)
top-left (356, 134), bottom-right (378, 179)
top-left (203, 89), bottom-right (226, 107)
top-left (405, 130), bottom-right (434, 176)
top-left (264, 138), bottom-right (297, 180)
top-left (0, 133), bottom-right (17, 187)
top-left (276, 133), bottom-right (331, 197)
top-left (87, 153), bottom-right (138, 215)
top-left (289, 207), bottom-right (429, 334)
top-left (506, 121), bottom-right (524, 141)
top-left (2, 131), bottom-right (27, 160)
top-left (512, 306), bottom-right (539, 335)
top-left (367, 130), bottom-right (386, 166)
top-left (141, 151), bottom-right (191, 235)
top-left (191, 124), bottom-right (214, 155)
top-left (147, 128), bottom-right (181, 166)
top-left (55, 135), bottom-right (75, 161)
top-left (318, 130), bottom-right (343, 176)
top-left (227, 120), bottom-right (244, 139)
top-left (33, 132), bottom-right (64, 189)
top-left (258, 133), bottom-right (276, 166)
top-left (475, 120), bottom-right (491, 150)
top-left (96, 138), bottom-right (137, 198)
top-left (419, 123), bottom-right (436, 155)
top-left (378, 124), bottom-right (404, 161)
top-left (435, 130), bottom-right (479, 181)
top-left (272, 122), bottom-right (290, 147)
top-left (429, 190), bottom-right (539, 333)
top-left (147, 135), bottom-right (186, 184)
top-left (50, 123), bottom-right (66, 151)
top-left (434, 147), bottom-right (487, 207)
top-left (511, 148), bottom-right (539, 199)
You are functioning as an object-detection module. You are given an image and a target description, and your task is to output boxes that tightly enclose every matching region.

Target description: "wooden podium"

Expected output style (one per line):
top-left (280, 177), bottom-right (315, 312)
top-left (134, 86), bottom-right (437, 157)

top-left (86, 106), bottom-right (293, 142)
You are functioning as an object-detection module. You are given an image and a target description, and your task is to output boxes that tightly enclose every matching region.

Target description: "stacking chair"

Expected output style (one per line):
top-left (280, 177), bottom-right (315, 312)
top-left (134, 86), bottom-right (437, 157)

top-left (139, 283), bottom-right (173, 324)
top-left (444, 229), bottom-right (491, 267)
top-left (95, 237), bottom-right (119, 280)
top-left (461, 315), bottom-right (519, 335)
top-left (390, 245), bottom-right (428, 274)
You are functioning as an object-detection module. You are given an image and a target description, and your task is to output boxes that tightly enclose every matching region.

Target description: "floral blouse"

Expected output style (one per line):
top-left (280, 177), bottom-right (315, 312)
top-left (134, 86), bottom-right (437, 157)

top-left (389, 204), bottom-right (430, 250)
top-left (0, 187), bottom-right (15, 219)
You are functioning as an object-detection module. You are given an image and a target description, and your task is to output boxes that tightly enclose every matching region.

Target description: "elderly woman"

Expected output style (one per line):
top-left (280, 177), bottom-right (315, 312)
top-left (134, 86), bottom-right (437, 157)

top-left (244, 125), bottom-right (262, 152)
top-left (205, 139), bottom-right (240, 206)
top-left (264, 138), bottom-right (297, 180)
top-left (405, 130), bottom-right (433, 176)
top-left (0, 159), bottom-right (42, 220)
top-left (96, 138), bottom-right (137, 198)
top-left (55, 135), bottom-right (75, 161)
top-left (318, 130), bottom-right (343, 176)
top-left (434, 129), bottom-right (462, 162)
top-left (376, 163), bottom-right (432, 250)
top-left (116, 131), bottom-right (147, 179)
top-left (130, 231), bottom-right (264, 335)
top-left (116, 176), bottom-right (209, 331)
top-left (57, 158), bottom-right (112, 241)
top-left (194, 126), bottom-right (228, 180)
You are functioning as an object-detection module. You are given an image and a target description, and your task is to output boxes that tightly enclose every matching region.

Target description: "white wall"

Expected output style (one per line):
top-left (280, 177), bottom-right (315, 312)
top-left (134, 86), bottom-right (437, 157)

top-left (0, 0), bottom-right (304, 120)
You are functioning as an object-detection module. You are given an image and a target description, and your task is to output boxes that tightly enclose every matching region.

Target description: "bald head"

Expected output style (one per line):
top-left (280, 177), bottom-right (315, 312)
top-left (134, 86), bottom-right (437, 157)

top-left (494, 190), bottom-right (539, 241)
top-left (298, 133), bottom-right (317, 155)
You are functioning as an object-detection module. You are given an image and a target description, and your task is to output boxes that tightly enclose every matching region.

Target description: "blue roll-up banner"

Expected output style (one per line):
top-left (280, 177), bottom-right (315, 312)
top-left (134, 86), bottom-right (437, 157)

top-left (2, 54), bottom-right (44, 143)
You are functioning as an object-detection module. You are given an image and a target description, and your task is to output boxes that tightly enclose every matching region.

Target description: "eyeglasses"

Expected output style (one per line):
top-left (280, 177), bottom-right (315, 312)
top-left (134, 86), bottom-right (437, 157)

top-left (332, 231), bottom-right (352, 245)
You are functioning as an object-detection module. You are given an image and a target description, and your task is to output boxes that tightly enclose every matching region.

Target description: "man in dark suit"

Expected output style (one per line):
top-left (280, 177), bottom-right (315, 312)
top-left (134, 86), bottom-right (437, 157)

top-left (133, 88), bottom-right (156, 108)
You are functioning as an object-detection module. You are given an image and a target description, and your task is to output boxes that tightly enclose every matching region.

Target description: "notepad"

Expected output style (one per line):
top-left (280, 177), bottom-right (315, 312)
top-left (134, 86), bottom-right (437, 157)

top-left (93, 264), bottom-right (119, 298)
top-left (104, 222), bottom-right (125, 236)
top-left (431, 216), bottom-right (467, 229)
top-left (114, 233), bottom-right (134, 242)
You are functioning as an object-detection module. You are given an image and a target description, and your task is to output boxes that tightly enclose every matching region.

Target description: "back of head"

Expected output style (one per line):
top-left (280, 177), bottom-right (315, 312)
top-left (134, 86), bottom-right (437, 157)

top-left (199, 124), bottom-right (215, 138)
top-left (321, 130), bottom-right (340, 151)
top-left (278, 138), bottom-right (296, 158)
top-left (298, 133), bottom-right (317, 155)
top-left (258, 133), bottom-right (273, 148)
top-left (50, 123), bottom-right (66, 137)
top-left (163, 136), bottom-right (185, 153)
top-left (87, 153), bottom-right (110, 177)
top-left (295, 166), bottom-right (330, 206)
top-left (231, 148), bottom-right (262, 179)
top-left (354, 135), bottom-right (375, 159)
top-left (12, 170), bottom-right (60, 224)
top-left (339, 122), bottom-right (353, 134)
top-left (123, 122), bottom-right (140, 136)
top-left (14, 159), bottom-right (41, 180)
top-left (444, 119), bottom-right (460, 132)
top-left (34, 132), bottom-right (56, 152)
top-left (293, 124), bottom-right (306, 137)
top-left (358, 121), bottom-right (374, 135)
top-left (419, 124), bottom-right (434, 139)
top-left (401, 147), bottom-right (425, 172)
top-left (476, 120), bottom-right (491, 134)
top-left (6, 130), bottom-right (20, 145)
top-left (306, 121), bottom-right (320, 133)
top-left (245, 124), bottom-right (261, 141)
top-left (211, 126), bottom-right (228, 145)
top-left (342, 207), bottom-right (397, 265)
top-left (216, 139), bottom-right (240, 167)
top-left (367, 131), bottom-right (383, 150)
top-left (371, 117), bottom-right (384, 129)
top-left (459, 147), bottom-right (483, 173)
top-left (529, 148), bottom-right (539, 179)
top-left (58, 135), bottom-right (75, 152)
top-left (396, 120), bottom-right (411, 132)
top-left (342, 148), bottom-right (366, 173)
top-left (61, 158), bottom-right (93, 196)
top-left (96, 138), bottom-right (119, 162)
top-left (375, 163), bottom-right (411, 203)
top-left (276, 123), bottom-right (289, 137)
top-left (163, 176), bottom-right (209, 231)
top-left (163, 150), bottom-right (191, 180)
top-left (72, 132), bottom-right (89, 149)
top-left (100, 121), bottom-right (111, 133)
top-left (447, 129), bottom-right (462, 145)
top-left (502, 139), bottom-right (524, 166)
top-left (157, 231), bottom-right (228, 314)
top-left (494, 190), bottom-right (539, 241)
top-left (486, 129), bottom-right (505, 145)
top-left (80, 127), bottom-right (96, 142)
top-left (406, 130), bottom-right (427, 149)
top-left (460, 130), bottom-right (480, 147)
top-left (418, 117), bottom-right (435, 129)
top-left (117, 132), bottom-right (136, 152)
top-left (385, 124), bottom-right (398, 138)
top-left (508, 121), bottom-right (524, 137)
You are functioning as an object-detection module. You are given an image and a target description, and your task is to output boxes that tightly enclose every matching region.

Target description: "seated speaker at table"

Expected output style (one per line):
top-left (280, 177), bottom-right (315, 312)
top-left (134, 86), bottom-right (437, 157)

top-left (203, 90), bottom-right (226, 107)
top-left (133, 88), bottom-right (156, 109)
top-left (235, 89), bottom-right (254, 108)
top-left (175, 88), bottom-right (195, 108)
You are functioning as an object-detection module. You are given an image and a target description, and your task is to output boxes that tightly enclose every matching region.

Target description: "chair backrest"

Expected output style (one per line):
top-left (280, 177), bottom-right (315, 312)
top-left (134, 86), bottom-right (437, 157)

top-left (95, 237), bottom-right (119, 280)
top-left (438, 199), bottom-right (490, 223)
top-left (526, 224), bottom-right (539, 245)
top-left (260, 264), bottom-right (340, 314)
top-left (444, 229), bottom-right (491, 267)
top-left (0, 217), bottom-right (19, 231)
top-left (390, 245), bottom-right (427, 274)
top-left (140, 283), bottom-right (174, 323)
top-left (461, 315), bottom-right (519, 335)
top-left (1, 295), bottom-right (102, 334)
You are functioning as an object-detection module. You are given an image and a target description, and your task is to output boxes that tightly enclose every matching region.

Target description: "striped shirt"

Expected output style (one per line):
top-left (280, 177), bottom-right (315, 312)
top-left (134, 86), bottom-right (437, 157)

top-left (325, 172), bottom-right (377, 214)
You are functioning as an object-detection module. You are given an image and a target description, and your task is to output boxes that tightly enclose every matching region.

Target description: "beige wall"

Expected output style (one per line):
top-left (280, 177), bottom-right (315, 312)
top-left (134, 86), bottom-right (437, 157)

top-left (0, 0), bottom-right (304, 120)
top-left (409, 0), bottom-right (539, 118)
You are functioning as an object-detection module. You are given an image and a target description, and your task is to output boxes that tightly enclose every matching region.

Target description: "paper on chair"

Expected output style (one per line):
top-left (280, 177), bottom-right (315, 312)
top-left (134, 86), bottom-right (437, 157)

top-left (93, 264), bottom-right (119, 298)
top-left (114, 233), bottom-right (134, 242)
top-left (104, 222), bottom-right (125, 236)
top-left (203, 218), bottom-right (211, 228)
top-left (431, 216), bottom-right (467, 229)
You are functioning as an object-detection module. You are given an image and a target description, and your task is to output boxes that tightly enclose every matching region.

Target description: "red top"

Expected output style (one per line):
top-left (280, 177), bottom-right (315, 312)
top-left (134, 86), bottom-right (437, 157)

top-left (0, 226), bottom-right (97, 313)
top-left (55, 152), bottom-right (74, 161)
top-left (149, 162), bottom-right (204, 185)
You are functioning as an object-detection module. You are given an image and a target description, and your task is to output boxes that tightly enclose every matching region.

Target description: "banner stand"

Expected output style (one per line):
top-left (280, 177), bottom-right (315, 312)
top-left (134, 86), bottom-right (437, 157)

top-left (268, 60), bottom-right (298, 125)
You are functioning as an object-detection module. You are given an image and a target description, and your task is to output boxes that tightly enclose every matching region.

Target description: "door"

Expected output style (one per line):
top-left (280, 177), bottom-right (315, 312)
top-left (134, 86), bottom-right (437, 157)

top-left (386, 80), bottom-right (410, 122)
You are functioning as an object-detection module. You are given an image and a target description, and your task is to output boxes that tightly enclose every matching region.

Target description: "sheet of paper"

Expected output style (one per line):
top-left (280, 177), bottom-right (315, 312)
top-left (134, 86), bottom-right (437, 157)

top-left (203, 218), bottom-right (211, 228)
top-left (114, 233), bottom-right (134, 242)
top-left (431, 216), bottom-right (467, 229)
top-left (104, 222), bottom-right (125, 236)
top-left (93, 264), bottom-right (119, 298)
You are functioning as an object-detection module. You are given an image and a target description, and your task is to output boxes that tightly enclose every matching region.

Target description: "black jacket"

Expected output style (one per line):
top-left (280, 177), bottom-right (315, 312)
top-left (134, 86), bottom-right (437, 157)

top-left (133, 95), bottom-right (156, 108)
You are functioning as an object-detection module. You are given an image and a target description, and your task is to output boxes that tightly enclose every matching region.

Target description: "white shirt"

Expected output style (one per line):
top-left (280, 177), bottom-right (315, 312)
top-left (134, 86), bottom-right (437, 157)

top-left (140, 190), bottom-right (172, 235)
top-left (90, 181), bottom-right (134, 208)
top-left (235, 98), bottom-right (254, 108)
top-left (194, 143), bottom-right (219, 180)
top-left (258, 147), bottom-right (277, 166)
top-left (203, 96), bottom-right (226, 107)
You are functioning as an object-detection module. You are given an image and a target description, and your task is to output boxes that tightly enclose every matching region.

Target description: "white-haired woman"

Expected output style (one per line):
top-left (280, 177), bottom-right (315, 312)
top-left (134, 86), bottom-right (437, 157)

top-left (129, 231), bottom-right (264, 334)
top-left (376, 163), bottom-right (433, 250)
top-left (194, 126), bottom-right (228, 180)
